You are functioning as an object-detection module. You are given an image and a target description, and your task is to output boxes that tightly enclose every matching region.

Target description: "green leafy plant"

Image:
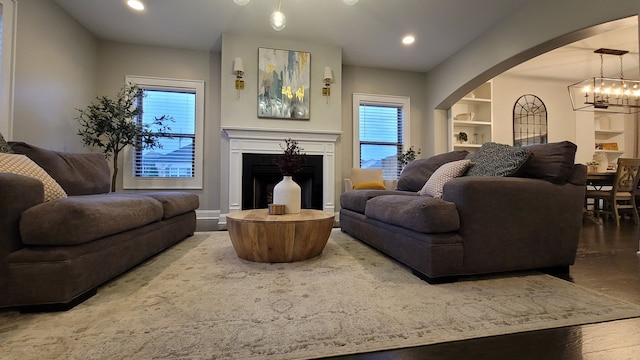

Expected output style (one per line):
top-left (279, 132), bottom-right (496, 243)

top-left (76, 83), bottom-right (173, 192)
top-left (398, 146), bottom-right (421, 166)
top-left (274, 138), bottom-right (305, 175)
top-left (458, 132), bottom-right (468, 142)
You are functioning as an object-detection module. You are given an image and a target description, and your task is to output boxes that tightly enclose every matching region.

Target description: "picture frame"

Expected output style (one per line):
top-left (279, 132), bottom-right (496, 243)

top-left (258, 47), bottom-right (310, 120)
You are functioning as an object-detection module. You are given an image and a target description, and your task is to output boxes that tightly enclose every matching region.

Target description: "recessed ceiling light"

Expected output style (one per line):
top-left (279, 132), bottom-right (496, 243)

top-left (402, 35), bottom-right (415, 45)
top-left (127, 0), bottom-right (144, 11)
top-left (343, 0), bottom-right (359, 4)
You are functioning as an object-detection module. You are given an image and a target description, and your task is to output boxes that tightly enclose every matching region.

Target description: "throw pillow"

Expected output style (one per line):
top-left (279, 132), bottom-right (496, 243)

top-left (397, 150), bottom-right (469, 192)
top-left (0, 153), bottom-right (67, 201)
top-left (353, 181), bottom-right (386, 190)
top-left (466, 142), bottom-right (532, 177)
top-left (518, 141), bottom-right (577, 184)
top-left (0, 132), bottom-right (13, 154)
top-left (418, 159), bottom-right (471, 198)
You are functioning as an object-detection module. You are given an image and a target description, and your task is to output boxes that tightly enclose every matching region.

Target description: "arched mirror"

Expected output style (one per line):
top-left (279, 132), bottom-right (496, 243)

top-left (513, 94), bottom-right (548, 146)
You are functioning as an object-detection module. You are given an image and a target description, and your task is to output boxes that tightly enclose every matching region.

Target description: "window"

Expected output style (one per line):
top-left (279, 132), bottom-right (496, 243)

top-left (0, 0), bottom-right (16, 137)
top-left (352, 93), bottom-right (410, 179)
top-left (123, 76), bottom-right (205, 189)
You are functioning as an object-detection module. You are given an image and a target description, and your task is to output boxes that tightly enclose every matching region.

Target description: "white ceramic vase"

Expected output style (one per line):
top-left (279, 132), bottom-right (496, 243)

top-left (273, 176), bottom-right (301, 214)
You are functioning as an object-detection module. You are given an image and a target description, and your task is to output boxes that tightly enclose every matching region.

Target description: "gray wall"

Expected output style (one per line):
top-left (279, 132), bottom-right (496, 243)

top-left (340, 65), bottom-right (426, 193)
top-left (13, 0), bottom-right (97, 152)
top-left (94, 41), bottom-right (220, 212)
top-left (10, 0), bottom-right (640, 217)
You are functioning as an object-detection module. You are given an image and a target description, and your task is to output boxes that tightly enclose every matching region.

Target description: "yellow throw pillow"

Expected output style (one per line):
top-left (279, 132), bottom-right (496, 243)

top-left (353, 181), bottom-right (386, 190)
top-left (0, 153), bottom-right (67, 201)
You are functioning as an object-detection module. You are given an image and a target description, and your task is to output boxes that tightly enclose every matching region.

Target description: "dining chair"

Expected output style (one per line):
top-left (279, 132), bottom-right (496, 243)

top-left (586, 158), bottom-right (640, 226)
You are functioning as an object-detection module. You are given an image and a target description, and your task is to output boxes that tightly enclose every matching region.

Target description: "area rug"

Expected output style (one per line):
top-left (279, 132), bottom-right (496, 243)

top-left (2, 230), bottom-right (640, 360)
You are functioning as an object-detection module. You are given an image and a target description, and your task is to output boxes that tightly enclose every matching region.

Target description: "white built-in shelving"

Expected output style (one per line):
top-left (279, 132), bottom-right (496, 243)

top-left (448, 81), bottom-right (493, 152)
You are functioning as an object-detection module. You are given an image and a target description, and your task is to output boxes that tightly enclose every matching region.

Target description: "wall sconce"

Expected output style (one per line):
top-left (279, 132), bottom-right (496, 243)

top-left (322, 66), bottom-right (333, 103)
top-left (233, 57), bottom-right (245, 99)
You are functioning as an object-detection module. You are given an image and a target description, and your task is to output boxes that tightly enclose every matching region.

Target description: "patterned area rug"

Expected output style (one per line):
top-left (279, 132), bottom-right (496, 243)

top-left (2, 229), bottom-right (640, 360)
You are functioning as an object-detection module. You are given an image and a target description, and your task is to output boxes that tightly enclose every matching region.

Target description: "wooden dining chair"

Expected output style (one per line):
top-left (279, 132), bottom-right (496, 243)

top-left (586, 158), bottom-right (640, 226)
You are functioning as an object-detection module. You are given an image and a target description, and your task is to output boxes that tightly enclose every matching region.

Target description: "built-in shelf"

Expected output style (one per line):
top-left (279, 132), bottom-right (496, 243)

top-left (454, 143), bottom-right (482, 148)
top-left (453, 120), bottom-right (491, 126)
top-left (595, 149), bottom-right (624, 154)
top-left (449, 81), bottom-right (493, 152)
top-left (595, 129), bottom-right (624, 136)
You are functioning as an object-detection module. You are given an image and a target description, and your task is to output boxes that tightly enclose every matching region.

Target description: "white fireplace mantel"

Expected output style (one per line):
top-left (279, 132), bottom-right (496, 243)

top-left (223, 127), bottom-right (341, 214)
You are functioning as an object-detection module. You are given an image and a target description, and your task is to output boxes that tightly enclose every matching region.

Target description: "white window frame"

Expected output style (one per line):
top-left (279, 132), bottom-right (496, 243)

top-left (352, 93), bottom-right (411, 178)
top-left (123, 75), bottom-right (205, 189)
top-left (0, 0), bottom-right (17, 137)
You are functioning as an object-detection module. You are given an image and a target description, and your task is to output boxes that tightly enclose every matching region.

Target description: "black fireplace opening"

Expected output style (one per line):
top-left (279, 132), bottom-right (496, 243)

top-left (242, 153), bottom-right (323, 210)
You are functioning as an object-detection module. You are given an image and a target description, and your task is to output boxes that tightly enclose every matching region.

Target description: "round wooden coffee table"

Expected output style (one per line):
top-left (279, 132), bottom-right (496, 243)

top-left (226, 209), bottom-right (335, 263)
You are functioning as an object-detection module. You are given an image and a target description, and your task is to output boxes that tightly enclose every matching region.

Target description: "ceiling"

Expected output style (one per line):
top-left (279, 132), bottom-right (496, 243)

top-left (52, 0), bottom-right (638, 81)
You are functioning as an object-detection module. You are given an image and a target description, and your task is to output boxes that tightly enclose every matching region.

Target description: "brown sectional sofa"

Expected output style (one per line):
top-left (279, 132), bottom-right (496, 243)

top-left (0, 142), bottom-right (199, 310)
top-left (340, 141), bottom-right (587, 282)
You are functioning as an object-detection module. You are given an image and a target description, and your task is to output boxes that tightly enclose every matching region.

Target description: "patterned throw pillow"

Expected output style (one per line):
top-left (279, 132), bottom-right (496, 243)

top-left (466, 142), bottom-right (532, 177)
top-left (0, 132), bottom-right (13, 153)
top-left (0, 153), bottom-right (67, 201)
top-left (418, 159), bottom-right (471, 198)
top-left (397, 150), bottom-right (470, 192)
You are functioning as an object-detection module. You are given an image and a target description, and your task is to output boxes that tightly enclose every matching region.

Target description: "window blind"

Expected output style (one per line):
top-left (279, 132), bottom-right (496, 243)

top-left (134, 89), bottom-right (196, 178)
top-left (358, 103), bottom-right (404, 178)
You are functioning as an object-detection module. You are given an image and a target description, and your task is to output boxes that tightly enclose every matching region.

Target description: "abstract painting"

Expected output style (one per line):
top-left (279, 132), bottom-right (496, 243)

top-left (258, 47), bottom-right (310, 120)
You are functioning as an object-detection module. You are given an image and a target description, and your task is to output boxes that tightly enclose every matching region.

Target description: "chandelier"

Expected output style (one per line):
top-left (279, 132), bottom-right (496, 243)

top-left (233, 0), bottom-right (358, 31)
top-left (568, 48), bottom-right (640, 114)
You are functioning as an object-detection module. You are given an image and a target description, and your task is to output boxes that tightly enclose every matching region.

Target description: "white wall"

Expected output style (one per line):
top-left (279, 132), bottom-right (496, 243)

top-left (13, 0), bottom-right (97, 151)
top-left (95, 41), bottom-right (220, 212)
top-left (492, 75), bottom-right (576, 145)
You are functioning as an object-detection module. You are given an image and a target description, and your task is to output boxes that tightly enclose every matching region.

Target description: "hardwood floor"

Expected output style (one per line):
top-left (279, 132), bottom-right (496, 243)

top-left (325, 220), bottom-right (640, 360)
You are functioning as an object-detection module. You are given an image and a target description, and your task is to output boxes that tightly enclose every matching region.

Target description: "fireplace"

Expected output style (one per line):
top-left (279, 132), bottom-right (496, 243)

top-left (242, 153), bottom-right (323, 210)
top-left (223, 127), bottom-right (340, 214)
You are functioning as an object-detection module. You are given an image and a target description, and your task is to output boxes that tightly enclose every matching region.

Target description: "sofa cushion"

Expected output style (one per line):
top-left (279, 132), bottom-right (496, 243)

top-left (0, 153), bottom-right (67, 202)
top-left (340, 190), bottom-right (415, 214)
top-left (466, 142), bottom-right (532, 177)
top-left (20, 194), bottom-right (164, 246)
top-left (137, 191), bottom-right (199, 219)
top-left (9, 142), bottom-right (111, 195)
top-left (397, 150), bottom-right (469, 192)
top-left (365, 195), bottom-right (460, 234)
top-left (518, 141), bottom-right (577, 184)
top-left (418, 159), bottom-right (471, 198)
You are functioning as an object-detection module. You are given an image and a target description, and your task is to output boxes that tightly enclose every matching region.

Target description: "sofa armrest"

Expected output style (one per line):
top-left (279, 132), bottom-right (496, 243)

top-left (0, 172), bottom-right (44, 257)
top-left (383, 179), bottom-right (398, 190)
top-left (344, 178), bottom-right (354, 192)
top-left (442, 176), bottom-right (586, 273)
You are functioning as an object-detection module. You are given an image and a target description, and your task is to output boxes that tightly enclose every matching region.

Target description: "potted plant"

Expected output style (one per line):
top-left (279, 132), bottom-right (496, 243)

top-left (586, 160), bottom-right (599, 173)
top-left (76, 83), bottom-right (173, 192)
top-left (272, 138), bottom-right (306, 214)
top-left (398, 146), bottom-right (421, 166)
top-left (274, 138), bottom-right (305, 175)
top-left (458, 131), bottom-right (468, 143)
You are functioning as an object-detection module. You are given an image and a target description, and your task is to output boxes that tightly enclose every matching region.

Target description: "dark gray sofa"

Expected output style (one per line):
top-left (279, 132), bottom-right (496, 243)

top-left (0, 142), bottom-right (199, 310)
top-left (340, 141), bottom-right (587, 282)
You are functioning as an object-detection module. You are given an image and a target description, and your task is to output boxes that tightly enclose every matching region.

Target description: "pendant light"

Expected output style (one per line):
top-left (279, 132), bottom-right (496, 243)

top-left (270, 0), bottom-right (286, 31)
